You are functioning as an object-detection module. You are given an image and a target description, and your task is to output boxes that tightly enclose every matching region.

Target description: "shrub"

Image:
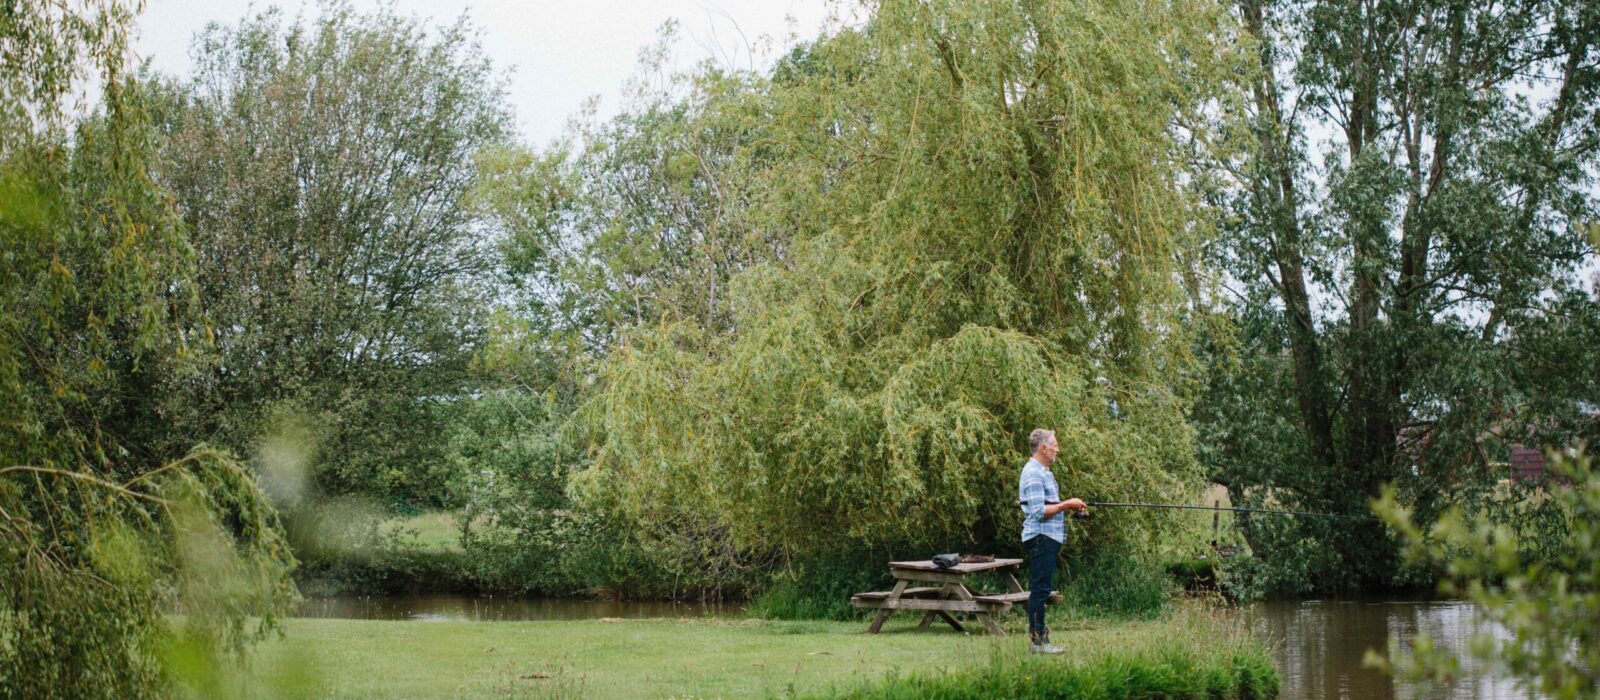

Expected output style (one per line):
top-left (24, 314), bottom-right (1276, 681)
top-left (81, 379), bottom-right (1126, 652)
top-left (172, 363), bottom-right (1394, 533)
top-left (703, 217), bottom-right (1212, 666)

top-left (750, 550), bottom-right (892, 620)
top-left (1058, 546), bottom-right (1175, 620)
top-left (1164, 558), bottom-right (1219, 590)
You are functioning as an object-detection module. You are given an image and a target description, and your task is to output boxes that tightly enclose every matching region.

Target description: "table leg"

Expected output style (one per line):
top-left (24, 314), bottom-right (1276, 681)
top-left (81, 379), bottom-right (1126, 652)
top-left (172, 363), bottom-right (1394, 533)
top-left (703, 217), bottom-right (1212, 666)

top-left (1003, 569), bottom-right (1026, 594)
top-left (975, 611), bottom-right (1005, 636)
top-left (925, 584), bottom-right (963, 632)
top-left (948, 582), bottom-right (1006, 636)
top-left (1000, 569), bottom-right (1027, 626)
top-left (867, 579), bottom-right (907, 634)
top-left (917, 611), bottom-right (936, 629)
top-left (936, 610), bottom-right (965, 632)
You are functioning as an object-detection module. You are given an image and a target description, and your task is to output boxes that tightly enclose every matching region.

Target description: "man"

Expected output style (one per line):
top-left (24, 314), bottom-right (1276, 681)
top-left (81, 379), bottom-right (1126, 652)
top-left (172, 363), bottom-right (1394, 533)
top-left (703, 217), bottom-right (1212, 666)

top-left (1019, 428), bottom-right (1085, 654)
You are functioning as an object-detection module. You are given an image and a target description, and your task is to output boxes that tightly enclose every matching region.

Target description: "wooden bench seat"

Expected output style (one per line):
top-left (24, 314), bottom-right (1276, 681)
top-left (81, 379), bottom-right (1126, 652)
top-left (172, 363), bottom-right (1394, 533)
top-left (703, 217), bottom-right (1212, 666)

top-left (849, 597), bottom-right (1008, 612)
top-left (850, 587), bottom-right (941, 600)
top-left (971, 590), bottom-right (1062, 605)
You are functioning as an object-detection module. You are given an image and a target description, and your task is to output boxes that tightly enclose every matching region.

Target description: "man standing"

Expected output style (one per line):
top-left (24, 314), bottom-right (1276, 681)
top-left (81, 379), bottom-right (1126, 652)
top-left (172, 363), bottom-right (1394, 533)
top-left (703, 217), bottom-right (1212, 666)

top-left (1019, 428), bottom-right (1085, 654)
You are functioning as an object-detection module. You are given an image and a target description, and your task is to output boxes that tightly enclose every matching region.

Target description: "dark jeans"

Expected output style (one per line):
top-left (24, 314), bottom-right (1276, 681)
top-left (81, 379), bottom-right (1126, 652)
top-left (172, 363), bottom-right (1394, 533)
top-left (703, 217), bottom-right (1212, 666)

top-left (1026, 534), bottom-right (1061, 643)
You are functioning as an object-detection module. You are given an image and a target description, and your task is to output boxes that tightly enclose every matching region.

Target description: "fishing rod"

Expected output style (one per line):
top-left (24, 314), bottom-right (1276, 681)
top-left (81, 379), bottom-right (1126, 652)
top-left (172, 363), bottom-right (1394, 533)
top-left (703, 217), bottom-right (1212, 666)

top-left (1078, 501), bottom-right (1375, 521)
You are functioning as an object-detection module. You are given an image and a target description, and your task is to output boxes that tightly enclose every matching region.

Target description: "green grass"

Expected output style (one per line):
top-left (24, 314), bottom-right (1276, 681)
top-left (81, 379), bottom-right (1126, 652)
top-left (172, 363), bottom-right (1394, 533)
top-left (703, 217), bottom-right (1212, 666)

top-left (223, 604), bottom-right (1274, 699)
top-left (378, 511), bottom-right (500, 552)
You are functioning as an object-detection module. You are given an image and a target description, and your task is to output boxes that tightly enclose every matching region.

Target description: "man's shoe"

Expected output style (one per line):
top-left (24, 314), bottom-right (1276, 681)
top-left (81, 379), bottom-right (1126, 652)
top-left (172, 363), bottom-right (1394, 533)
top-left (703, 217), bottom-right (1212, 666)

top-left (1028, 643), bottom-right (1065, 655)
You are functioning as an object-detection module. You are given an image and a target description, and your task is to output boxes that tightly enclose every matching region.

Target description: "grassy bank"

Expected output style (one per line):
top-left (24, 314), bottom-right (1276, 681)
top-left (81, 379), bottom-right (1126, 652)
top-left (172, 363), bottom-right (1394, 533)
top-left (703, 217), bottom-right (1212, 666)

top-left (819, 624), bottom-right (1277, 699)
top-left (231, 604), bottom-right (1273, 699)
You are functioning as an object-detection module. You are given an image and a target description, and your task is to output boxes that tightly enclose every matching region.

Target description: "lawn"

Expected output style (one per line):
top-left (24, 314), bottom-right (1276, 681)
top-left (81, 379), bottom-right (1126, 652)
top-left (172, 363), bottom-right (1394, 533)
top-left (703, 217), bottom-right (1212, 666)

top-left (378, 510), bottom-right (500, 552)
top-left (233, 604), bottom-right (1272, 699)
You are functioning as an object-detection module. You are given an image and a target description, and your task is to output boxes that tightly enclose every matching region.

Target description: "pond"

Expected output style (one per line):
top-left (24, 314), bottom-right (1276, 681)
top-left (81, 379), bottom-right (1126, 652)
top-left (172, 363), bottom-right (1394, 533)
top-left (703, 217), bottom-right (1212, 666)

top-left (1245, 596), bottom-right (1532, 699)
top-left (294, 593), bottom-right (1535, 698)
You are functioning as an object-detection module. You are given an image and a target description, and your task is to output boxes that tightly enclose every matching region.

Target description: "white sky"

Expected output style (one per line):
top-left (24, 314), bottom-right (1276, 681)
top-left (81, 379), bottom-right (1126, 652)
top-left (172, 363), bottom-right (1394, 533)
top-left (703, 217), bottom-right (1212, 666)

top-left (132, 0), bottom-right (837, 147)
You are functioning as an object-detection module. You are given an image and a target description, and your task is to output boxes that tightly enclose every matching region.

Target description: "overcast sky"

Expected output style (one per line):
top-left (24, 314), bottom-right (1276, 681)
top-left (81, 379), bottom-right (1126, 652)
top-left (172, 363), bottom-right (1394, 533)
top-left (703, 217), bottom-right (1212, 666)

top-left (132, 0), bottom-right (837, 147)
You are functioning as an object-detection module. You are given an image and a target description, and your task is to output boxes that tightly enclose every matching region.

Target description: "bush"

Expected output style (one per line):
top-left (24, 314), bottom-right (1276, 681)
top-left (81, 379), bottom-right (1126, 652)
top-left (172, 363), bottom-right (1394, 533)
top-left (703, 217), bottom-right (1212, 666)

top-left (1164, 558), bottom-right (1219, 590)
top-left (1058, 547), bottom-right (1175, 620)
top-left (465, 508), bottom-right (738, 600)
top-left (282, 497), bottom-right (475, 597)
top-left (750, 550), bottom-right (892, 620)
top-left (296, 546), bottom-right (474, 597)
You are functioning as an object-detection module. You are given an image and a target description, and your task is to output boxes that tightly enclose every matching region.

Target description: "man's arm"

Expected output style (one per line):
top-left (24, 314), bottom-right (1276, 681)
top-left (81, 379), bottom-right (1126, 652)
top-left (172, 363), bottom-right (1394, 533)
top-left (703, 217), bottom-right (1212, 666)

top-left (1024, 472), bottom-right (1083, 519)
top-left (1043, 498), bottom-right (1085, 517)
top-left (1020, 472), bottom-right (1049, 521)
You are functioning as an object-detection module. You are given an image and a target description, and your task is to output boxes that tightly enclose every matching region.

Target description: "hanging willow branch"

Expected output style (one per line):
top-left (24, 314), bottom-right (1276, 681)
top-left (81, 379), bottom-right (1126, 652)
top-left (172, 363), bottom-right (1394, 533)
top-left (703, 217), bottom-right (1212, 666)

top-left (0, 466), bottom-right (171, 505)
top-left (575, 0), bottom-right (1244, 568)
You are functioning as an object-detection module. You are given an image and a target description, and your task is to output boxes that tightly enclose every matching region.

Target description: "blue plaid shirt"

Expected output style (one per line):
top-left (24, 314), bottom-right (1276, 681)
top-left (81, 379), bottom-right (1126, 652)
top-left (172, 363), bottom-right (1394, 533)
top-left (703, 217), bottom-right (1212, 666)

top-left (1019, 458), bottom-right (1065, 543)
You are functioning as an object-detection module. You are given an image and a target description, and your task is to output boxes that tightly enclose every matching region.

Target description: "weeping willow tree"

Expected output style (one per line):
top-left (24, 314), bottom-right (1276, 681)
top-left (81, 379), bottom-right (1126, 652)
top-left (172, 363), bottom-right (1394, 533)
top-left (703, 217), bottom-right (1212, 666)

top-left (576, 0), bottom-right (1241, 574)
top-left (2, 2), bottom-right (296, 697)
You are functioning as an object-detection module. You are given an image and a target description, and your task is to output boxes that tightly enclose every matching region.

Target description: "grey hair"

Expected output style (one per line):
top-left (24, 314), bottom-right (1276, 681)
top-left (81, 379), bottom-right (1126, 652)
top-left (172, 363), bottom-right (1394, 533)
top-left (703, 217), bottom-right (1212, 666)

top-left (1028, 428), bottom-right (1056, 453)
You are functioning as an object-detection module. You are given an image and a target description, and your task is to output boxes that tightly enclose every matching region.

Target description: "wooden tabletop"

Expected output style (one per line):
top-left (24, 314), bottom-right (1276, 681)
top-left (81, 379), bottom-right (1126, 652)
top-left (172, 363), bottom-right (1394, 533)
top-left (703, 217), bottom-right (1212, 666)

top-left (888, 558), bottom-right (1023, 574)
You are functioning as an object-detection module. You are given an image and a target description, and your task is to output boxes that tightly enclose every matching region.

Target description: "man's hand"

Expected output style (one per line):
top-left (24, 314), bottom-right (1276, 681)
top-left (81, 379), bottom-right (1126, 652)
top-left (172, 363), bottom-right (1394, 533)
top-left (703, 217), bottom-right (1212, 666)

top-left (1044, 498), bottom-right (1084, 517)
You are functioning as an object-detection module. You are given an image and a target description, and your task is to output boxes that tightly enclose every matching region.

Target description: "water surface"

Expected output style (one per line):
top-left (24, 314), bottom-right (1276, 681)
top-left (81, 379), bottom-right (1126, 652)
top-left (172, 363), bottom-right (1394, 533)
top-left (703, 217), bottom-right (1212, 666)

top-left (293, 594), bottom-right (735, 622)
top-left (1244, 597), bottom-right (1533, 699)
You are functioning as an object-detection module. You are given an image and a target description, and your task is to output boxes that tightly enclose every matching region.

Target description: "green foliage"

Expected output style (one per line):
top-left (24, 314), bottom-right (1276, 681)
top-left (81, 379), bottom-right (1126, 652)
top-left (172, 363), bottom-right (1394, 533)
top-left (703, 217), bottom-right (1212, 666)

top-left (576, 0), bottom-right (1239, 579)
top-left (1369, 447), bottom-right (1600, 699)
top-left (0, 0), bottom-right (138, 139)
top-left (441, 391), bottom-right (569, 529)
top-left (751, 549), bottom-right (895, 620)
top-left (1058, 547), bottom-right (1174, 620)
top-left (296, 543), bottom-right (473, 597)
top-left (2, 2), bottom-right (296, 697)
top-left (274, 493), bottom-right (480, 597)
top-left (1194, 0), bottom-right (1600, 594)
top-left (464, 509), bottom-right (700, 599)
top-left (822, 652), bottom-right (1276, 700)
top-left (148, 0), bottom-right (513, 502)
top-left (483, 23), bottom-right (785, 351)
top-left (1164, 557), bottom-right (1218, 591)
top-left (431, 390), bottom-right (679, 597)
top-left (2, 454), bottom-right (296, 700)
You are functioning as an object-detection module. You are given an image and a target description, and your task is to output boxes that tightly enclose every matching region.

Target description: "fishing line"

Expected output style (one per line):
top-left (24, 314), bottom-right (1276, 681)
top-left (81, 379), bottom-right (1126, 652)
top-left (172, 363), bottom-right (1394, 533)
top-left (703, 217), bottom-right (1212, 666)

top-left (1082, 501), bottom-right (1376, 521)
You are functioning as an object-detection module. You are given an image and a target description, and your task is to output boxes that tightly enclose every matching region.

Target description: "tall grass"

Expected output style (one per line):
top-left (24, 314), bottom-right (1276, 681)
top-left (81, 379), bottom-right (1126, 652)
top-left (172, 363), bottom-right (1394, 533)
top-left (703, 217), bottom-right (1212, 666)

top-left (1057, 546), bottom-right (1175, 619)
top-left (813, 605), bottom-right (1279, 699)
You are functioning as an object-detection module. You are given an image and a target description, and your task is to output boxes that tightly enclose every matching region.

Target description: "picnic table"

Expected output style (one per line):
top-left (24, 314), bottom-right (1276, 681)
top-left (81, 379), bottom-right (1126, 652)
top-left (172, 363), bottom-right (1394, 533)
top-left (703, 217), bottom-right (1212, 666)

top-left (849, 558), bottom-right (1060, 636)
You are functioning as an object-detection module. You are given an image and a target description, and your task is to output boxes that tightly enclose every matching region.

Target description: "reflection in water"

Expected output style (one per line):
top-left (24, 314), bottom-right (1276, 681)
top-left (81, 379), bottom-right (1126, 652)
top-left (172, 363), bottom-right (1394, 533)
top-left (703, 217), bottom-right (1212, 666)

top-left (294, 594), bottom-right (736, 622)
top-left (1244, 598), bottom-right (1535, 699)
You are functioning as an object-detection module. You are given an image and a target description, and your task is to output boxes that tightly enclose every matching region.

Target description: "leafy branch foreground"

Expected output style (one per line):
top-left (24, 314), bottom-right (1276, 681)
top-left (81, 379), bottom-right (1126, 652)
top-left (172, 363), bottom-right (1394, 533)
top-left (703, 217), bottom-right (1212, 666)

top-left (1372, 448), bottom-right (1600, 699)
